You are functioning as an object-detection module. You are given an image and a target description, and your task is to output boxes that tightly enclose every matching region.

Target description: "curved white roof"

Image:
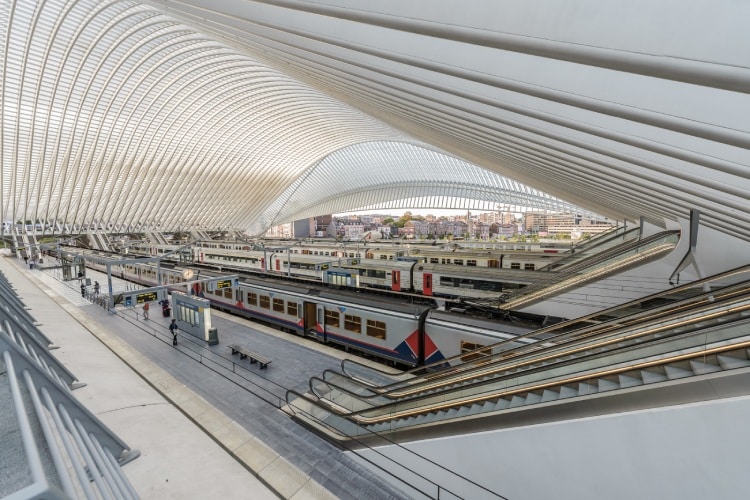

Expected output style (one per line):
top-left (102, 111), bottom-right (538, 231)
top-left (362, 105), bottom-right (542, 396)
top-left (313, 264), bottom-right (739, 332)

top-left (2, 0), bottom-right (748, 239)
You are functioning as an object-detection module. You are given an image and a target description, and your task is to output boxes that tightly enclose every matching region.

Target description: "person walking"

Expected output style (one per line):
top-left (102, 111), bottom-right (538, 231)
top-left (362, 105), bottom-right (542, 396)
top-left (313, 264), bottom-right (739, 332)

top-left (80, 282), bottom-right (86, 297)
top-left (93, 281), bottom-right (100, 296)
top-left (169, 319), bottom-right (178, 346)
top-left (143, 302), bottom-right (150, 320)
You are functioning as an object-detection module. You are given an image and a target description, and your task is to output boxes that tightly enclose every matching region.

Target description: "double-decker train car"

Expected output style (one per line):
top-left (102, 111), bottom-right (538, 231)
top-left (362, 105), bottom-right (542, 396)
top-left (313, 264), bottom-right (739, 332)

top-left (328, 260), bottom-right (535, 300)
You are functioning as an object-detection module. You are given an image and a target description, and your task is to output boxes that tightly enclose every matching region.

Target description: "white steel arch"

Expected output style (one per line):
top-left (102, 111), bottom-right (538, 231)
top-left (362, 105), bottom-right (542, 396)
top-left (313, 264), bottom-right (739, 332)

top-left (4, 0), bottom-right (747, 240)
top-left (0, 0), bottom-right (595, 236)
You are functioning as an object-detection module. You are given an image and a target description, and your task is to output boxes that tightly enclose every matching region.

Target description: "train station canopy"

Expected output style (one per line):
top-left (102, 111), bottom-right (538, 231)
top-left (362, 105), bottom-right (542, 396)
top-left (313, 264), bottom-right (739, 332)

top-left (1, 1), bottom-right (748, 239)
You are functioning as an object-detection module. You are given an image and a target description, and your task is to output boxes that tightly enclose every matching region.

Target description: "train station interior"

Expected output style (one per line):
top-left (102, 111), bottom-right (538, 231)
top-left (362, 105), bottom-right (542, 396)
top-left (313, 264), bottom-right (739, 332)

top-left (2, 1), bottom-right (749, 499)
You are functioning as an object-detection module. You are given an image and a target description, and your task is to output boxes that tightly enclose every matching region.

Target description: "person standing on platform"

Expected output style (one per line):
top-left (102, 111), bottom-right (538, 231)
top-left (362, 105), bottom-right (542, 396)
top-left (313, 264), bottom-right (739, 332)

top-left (169, 319), bottom-right (178, 346)
top-left (143, 302), bottom-right (150, 320)
top-left (94, 281), bottom-right (100, 296)
top-left (80, 282), bottom-right (86, 297)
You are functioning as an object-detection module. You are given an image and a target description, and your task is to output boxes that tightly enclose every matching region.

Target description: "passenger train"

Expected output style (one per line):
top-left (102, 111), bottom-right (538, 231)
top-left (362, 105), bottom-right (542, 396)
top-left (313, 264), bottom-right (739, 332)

top-left (122, 239), bottom-right (563, 301)
top-left (82, 254), bottom-right (539, 367)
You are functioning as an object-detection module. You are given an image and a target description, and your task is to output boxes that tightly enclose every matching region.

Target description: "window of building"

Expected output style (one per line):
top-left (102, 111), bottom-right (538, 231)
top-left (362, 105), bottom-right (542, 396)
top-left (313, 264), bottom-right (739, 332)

top-left (247, 292), bottom-right (257, 306)
top-left (273, 298), bottom-right (285, 312)
top-left (366, 319), bottom-right (386, 340)
top-left (344, 314), bottom-right (362, 333)
top-left (325, 310), bottom-right (340, 327)
top-left (259, 295), bottom-right (270, 309)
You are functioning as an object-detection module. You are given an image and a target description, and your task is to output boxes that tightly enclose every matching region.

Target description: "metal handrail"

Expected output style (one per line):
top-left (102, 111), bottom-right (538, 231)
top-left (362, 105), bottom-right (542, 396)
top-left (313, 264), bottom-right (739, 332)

top-left (0, 271), bottom-right (140, 499)
top-left (340, 264), bottom-right (750, 390)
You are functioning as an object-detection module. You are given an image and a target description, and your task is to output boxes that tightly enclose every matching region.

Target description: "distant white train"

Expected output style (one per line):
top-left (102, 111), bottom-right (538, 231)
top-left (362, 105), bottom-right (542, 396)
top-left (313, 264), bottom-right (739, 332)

top-left (122, 239), bottom-right (564, 300)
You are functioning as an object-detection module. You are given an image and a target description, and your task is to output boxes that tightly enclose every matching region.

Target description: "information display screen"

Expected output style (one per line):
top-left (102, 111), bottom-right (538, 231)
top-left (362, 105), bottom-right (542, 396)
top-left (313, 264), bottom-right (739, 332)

top-left (135, 291), bottom-right (158, 304)
top-left (215, 279), bottom-right (233, 289)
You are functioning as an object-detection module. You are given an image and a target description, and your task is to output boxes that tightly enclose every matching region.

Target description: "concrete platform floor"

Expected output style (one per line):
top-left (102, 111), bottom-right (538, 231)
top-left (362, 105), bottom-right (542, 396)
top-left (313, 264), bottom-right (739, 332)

top-left (1, 255), bottom-right (410, 499)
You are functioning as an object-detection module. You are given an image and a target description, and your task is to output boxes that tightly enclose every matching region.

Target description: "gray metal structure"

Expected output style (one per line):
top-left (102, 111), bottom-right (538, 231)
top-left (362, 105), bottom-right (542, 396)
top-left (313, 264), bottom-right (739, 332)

top-left (0, 271), bottom-right (139, 499)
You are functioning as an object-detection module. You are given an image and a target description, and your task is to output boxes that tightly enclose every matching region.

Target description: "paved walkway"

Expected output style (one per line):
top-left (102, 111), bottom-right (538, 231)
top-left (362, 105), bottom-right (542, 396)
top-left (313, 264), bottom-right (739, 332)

top-left (2, 254), bottom-right (411, 499)
top-left (0, 256), bottom-right (322, 499)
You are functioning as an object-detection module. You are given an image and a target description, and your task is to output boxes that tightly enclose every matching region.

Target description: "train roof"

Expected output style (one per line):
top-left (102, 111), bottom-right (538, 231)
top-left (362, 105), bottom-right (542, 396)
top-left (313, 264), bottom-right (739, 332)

top-left (428, 308), bottom-right (535, 336)
top-left (237, 274), bottom-right (436, 314)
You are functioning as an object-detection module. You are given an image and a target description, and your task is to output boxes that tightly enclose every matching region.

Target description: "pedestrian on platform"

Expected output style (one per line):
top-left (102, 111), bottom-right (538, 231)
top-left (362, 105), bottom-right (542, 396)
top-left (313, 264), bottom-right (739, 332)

top-left (143, 302), bottom-right (150, 320)
top-left (94, 281), bottom-right (100, 296)
top-left (169, 319), bottom-right (178, 346)
top-left (80, 282), bottom-right (86, 297)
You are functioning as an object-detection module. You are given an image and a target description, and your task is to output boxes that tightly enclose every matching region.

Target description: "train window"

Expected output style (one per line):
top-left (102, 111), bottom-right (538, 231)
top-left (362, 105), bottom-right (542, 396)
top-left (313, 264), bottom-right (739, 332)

top-left (460, 341), bottom-right (490, 362)
top-left (441, 258), bottom-right (449, 264)
top-left (273, 298), bottom-right (284, 312)
top-left (524, 263), bottom-right (535, 270)
top-left (344, 314), bottom-right (362, 333)
top-left (287, 302), bottom-right (299, 317)
top-left (325, 310), bottom-right (340, 327)
top-left (260, 295), bottom-right (270, 309)
top-left (510, 262), bottom-right (521, 269)
top-left (380, 255), bottom-right (388, 260)
top-left (440, 276), bottom-right (459, 287)
top-left (454, 259), bottom-right (463, 265)
top-left (366, 320), bottom-right (386, 340)
top-left (430, 258), bottom-right (439, 264)
top-left (247, 292), bottom-right (257, 306)
top-left (223, 288), bottom-right (232, 299)
top-left (467, 259), bottom-right (477, 266)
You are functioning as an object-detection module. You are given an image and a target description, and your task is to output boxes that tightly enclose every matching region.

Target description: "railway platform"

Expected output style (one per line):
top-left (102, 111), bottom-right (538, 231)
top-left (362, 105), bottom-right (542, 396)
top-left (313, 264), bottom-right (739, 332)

top-left (0, 254), bottom-right (410, 499)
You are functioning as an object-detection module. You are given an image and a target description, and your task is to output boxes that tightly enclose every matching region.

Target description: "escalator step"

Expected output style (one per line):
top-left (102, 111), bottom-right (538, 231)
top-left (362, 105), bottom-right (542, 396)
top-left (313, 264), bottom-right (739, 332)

top-left (664, 364), bottom-right (693, 380)
top-left (688, 360), bottom-right (722, 375)
top-left (494, 398), bottom-right (511, 410)
top-left (541, 389), bottom-right (559, 402)
top-left (577, 382), bottom-right (596, 396)
top-left (618, 374), bottom-right (642, 388)
top-left (525, 392), bottom-right (542, 405)
top-left (717, 353), bottom-right (750, 370)
top-left (558, 385), bottom-right (579, 399)
top-left (598, 378), bottom-right (620, 391)
top-left (640, 369), bottom-right (669, 384)
top-left (508, 395), bottom-right (526, 408)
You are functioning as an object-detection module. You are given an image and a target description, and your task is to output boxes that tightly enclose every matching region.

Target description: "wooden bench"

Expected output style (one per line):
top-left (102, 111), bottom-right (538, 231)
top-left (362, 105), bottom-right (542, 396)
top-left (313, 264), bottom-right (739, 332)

top-left (228, 344), bottom-right (272, 369)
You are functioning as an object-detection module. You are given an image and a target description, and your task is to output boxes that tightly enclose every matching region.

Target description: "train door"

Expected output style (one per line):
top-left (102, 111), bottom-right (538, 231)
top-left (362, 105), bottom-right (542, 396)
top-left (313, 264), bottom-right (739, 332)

top-left (303, 301), bottom-right (323, 339)
top-left (392, 270), bottom-right (401, 292)
top-left (260, 257), bottom-right (265, 271)
top-left (487, 259), bottom-right (499, 268)
top-left (275, 259), bottom-right (281, 272)
top-left (423, 273), bottom-right (433, 296)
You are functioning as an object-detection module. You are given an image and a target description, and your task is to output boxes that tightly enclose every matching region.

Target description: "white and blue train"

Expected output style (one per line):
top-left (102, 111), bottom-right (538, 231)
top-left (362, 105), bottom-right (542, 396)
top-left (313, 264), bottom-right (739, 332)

top-left (85, 255), bottom-right (537, 368)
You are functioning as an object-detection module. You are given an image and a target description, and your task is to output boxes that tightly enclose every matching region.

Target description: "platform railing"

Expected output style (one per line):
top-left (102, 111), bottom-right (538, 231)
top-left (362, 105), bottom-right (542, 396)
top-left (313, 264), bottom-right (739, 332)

top-left (0, 271), bottom-right (140, 500)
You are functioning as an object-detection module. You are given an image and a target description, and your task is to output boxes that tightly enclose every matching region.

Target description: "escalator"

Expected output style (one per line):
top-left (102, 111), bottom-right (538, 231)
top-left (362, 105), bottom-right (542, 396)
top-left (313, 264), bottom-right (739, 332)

top-left (286, 266), bottom-right (750, 445)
